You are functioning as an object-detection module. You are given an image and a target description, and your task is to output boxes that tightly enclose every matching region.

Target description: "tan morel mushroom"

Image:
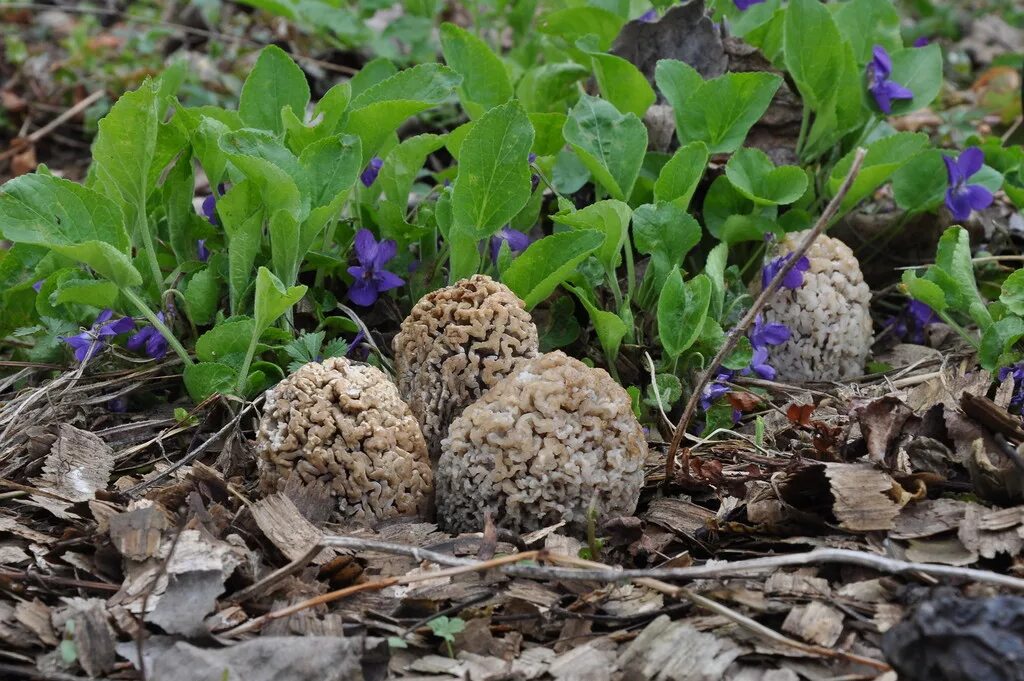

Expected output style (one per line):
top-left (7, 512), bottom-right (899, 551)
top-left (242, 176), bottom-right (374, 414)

top-left (392, 274), bottom-right (540, 459)
top-left (761, 232), bottom-right (873, 382)
top-left (256, 357), bottom-right (433, 524)
top-left (435, 351), bottom-right (648, 535)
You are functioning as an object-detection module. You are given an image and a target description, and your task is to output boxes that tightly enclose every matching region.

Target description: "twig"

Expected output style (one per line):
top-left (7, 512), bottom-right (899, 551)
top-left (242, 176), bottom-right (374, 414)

top-left (0, 570), bottom-right (120, 593)
top-left (663, 147), bottom-right (869, 487)
top-left (123, 397), bottom-right (260, 497)
top-left (0, 90), bottom-right (105, 162)
top-left (319, 535), bottom-right (1024, 591)
top-left (222, 550), bottom-right (544, 637)
top-left (229, 542), bottom-right (324, 605)
top-left (547, 553), bottom-right (890, 671)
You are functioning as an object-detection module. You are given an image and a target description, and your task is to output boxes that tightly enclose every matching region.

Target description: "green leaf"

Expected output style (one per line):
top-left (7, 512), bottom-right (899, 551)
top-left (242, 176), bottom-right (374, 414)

top-left (664, 65), bottom-right (782, 153)
top-left (503, 230), bottom-right (604, 309)
top-left (538, 296), bottom-right (581, 351)
top-left (298, 133), bottom-right (362, 209)
top-left (196, 317), bottom-right (254, 364)
top-left (452, 100), bottom-right (534, 239)
top-left (783, 0), bottom-right (843, 109)
top-left (654, 59), bottom-right (704, 117)
top-left (350, 57), bottom-right (398, 100)
top-left (577, 37), bottom-right (655, 118)
top-left (217, 180), bottom-right (264, 314)
top-left (517, 63), bottom-right (589, 114)
top-left (284, 82), bottom-right (351, 153)
top-left (239, 45), bottom-right (311, 134)
top-left (887, 44), bottom-right (943, 116)
top-left (184, 362), bottom-right (238, 402)
top-left (834, 0), bottom-right (902, 63)
top-left (654, 141), bottom-right (708, 211)
top-left (346, 64), bottom-right (461, 163)
top-left (184, 266), bottom-right (221, 326)
top-left (901, 270), bottom-right (947, 313)
top-left (92, 79), bottom-right (160, 243)
top-left (563, 95), bottom-right (647, 201)
top-left (725, 147), bottom-right (808, 206)
top-left (632, 202), bottom-right (701, 294)
top-left (552, 200), bottom-right (631, 275)
top-left (163, 153), bottom-right (198, 266)
top-left (704, 243), bottom-right (728, 320)
top-left (53, 279), bottom-right (120, 308)
top-left (440, 23), bottom-right (513, 117)
top-left (658, 268), bottom-right (711, 358)
top-left (702, 175), bottom-right (755, 239)
top-left (1000, 269), bottom-right (1024, 316)
top-left (254, 267), bottom-right (307, 334)
top-left (529, 112), bottom-right (568, 157)
top-left (0, 174), bottom-right (141, 287)
top-left (980, 317), bottom-right (1024, 371)
top-left (568, 285), bottom-right (628, 363)
top-left (827, 132), bottom-right (929, 210)
top-left (933, 226), bottom-right (985, 320)
top-left (537, 7), bottom-right (625, 51)
top-left (377, 133), bottom-right (447, 240)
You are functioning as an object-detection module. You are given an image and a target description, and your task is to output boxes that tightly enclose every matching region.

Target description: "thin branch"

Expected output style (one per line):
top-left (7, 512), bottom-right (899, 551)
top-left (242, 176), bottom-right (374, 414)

top-left (319, 534), bottom-right (1024, 591)
top-left (229, 542), bottom-right (324, 605)
top-left (663, 147), bottom-right (869, 487)
top-left (0, 90), bottom-right (105, 162)
top-left (222, 550), bottom-right (544, 637)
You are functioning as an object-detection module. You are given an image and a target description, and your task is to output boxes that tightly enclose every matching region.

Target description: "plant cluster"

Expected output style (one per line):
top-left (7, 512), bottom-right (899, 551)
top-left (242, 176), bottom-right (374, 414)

top-left (1, 0), bottom-right (1020, 434)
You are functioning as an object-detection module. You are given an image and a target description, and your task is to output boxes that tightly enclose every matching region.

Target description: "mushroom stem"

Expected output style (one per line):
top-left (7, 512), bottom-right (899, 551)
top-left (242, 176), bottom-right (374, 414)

top-left (662, 147), bottom-right (869, 488)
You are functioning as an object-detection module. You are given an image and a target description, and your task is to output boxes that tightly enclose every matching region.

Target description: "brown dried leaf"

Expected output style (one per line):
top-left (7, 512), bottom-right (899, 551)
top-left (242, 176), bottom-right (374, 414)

top-left (958, 504), bottom-right (1024, 559)
top-left (823, 463), bottom-right (902, 532)
top-left (781, 601), bottom-right (844, 647)
top-left (854, 396), bottom-right (914, 464)
top-left (36, 424), bottom-right (114, 503)
top-left (643, 497), bottom-right (716, 540)
top-left (890, 498), bottom-right (970, 540)
top-left (108, 501), bottom-right (168, 560)
top-left (250, 493), bottom-right (337, 565)
top-left (618, 614), bottom-right (742, 681)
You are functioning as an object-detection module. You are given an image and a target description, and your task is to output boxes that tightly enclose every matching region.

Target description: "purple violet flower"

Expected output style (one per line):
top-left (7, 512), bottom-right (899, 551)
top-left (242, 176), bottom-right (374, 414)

top-left (749, 314), bottom-right (790, 350)
top-left (347, 229), bottom-right (404, 306)
top-left (999, 363), bottom-right (1024, 408)
top-left (913, 37), bottom-right (931, 47)
top-left (745, 346), bottom-right (777, 380)
top-left (126, 312), bottom-right (169, 360)
top-left (60, 309), bottom-right (134, 362)
top-left (866, 45), bottom-right (914, 114)
top-left (734, 0), bottom-right (766, 9)
top-left (201, 194), bottom-right (218, 225)
top-left (699, 371), bottom-right (734, 412)
top-left (943, 147), bottom-right (994, 222)
top-left (107, 397), bottom-right (128, 413)
top-left (639, 8), bottom-right (657, 22)
top-left (360, 157), bottom-right (384, 188)
top-left (490, 227), bottom-right (531, 264)
top-left (32, 279), bottom-right (44, 292)
top-left (762, 253), bottom-right (810, 290)
top-left (197, 239), bottom-right (210, 263)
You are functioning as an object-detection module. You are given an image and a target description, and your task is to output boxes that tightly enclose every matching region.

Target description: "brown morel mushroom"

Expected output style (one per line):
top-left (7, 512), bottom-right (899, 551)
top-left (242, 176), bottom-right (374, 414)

top-left (434, 351), bottom-right (648, 535)
top-left (392, 274), bottom-right (540, 459)
top-left (761, 232), bottom-right (873, 382)
top-left (256, 357), bottom-right (433, 524)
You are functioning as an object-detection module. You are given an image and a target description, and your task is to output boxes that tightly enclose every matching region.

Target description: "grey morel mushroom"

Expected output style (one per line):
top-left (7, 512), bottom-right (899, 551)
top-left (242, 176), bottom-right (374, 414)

top-left (435, 351), bottom-right (648, 535)
top-left (392, 274), bottom-right (540, 459)
top-left (256, 357), bottom-right (433, 524)
top-left (762, 232), bottom-right (873, 382)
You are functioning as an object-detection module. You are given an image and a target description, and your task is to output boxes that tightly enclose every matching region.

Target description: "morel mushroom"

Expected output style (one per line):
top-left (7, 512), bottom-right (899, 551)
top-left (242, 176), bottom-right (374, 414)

top-left (256, 357), bottom-right (433, 523)
top-left (393, 274), bottom-right (540, 459)
top-left (435, 351), bottom-right (648, 535)
top-left (761, 232), bottom-right (873, 382)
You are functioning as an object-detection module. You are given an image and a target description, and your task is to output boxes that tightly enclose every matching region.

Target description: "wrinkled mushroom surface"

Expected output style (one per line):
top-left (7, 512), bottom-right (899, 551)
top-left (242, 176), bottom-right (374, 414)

top-left (256, 357), bottom-right (433, 524)
top-left (393, 274), bottom-right (539, 459)
top-left (762, 232), bottom-right (873, 382)
top-left (435, 351), bottom-right (647, 535)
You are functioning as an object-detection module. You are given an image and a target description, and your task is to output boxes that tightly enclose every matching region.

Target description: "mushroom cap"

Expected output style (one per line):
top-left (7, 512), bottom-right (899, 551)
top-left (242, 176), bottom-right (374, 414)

top-left (762, 232), bottom-right (873, 382)
top-left (255, 357), bottom-right (433, 524)
top-left (435, 351), bottom-right (648, 535)
top-left (392, 274), bottom-right (540, 460)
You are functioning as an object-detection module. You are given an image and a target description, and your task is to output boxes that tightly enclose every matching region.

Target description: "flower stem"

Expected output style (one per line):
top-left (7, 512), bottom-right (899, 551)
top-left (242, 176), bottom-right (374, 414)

top-left (234, 335), bottom-right (260, 397)
top-left (795, 103), bottom-right (811, 160)
top-left (123, 288), bottom-right (194, 367)
top-left (136, 212), bottom-right (165, 299)
top-left (938, 311), bottom-right (980, 350)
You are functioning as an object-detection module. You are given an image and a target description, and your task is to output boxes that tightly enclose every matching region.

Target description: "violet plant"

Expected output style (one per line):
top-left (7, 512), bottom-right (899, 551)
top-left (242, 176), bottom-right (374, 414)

top-left (0, 0), bottom-right (1017, 432)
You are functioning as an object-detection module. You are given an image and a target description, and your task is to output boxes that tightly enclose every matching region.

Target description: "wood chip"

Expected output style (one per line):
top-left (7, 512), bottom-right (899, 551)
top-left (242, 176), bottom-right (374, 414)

top-left (549, 640), bottom-right (617, 681)
top-left (958, 504), bottom-right (1024, 558)
top-left (250, 493), bottom-right (336, 565)
top-left (890, 498), bottom-right (970, 539)
top-left (823, 463), bottom-right (902, 532)
top-left (36, 423), bottom-right (115, 502)
top-left (108, 501), bottom-right (168, 560)
top-left (14, 598), bottom-right (56, 646)
top-left (618, 614), bottom-right (742, 681)
top-left (54, 597), bottom-right (117, 677)
top-left (902, 536), bottom-right (979, 566)
top-left (644, 498), bottom-right (716, 539)
top-left (764, 571), bottom-right (830, 598)
top-left (781, 601), bottom-right (844, 646)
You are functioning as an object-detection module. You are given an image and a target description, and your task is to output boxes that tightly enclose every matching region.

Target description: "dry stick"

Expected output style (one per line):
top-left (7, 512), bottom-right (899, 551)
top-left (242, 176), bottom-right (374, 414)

top-left (0, 569), bottom-right (120, 593)
top-left (663, 147), bottom-right (869, 487)
top-left (547, 552), bottom-right (890, 672)
top-left (0, 90), bottom-right (105, 162)
top-left (320, 535), bottom-right (1024, 592)
top-left (222, 549), bottom-right (545, 637)
top-left (229, 542), bottom-right (324, 605)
